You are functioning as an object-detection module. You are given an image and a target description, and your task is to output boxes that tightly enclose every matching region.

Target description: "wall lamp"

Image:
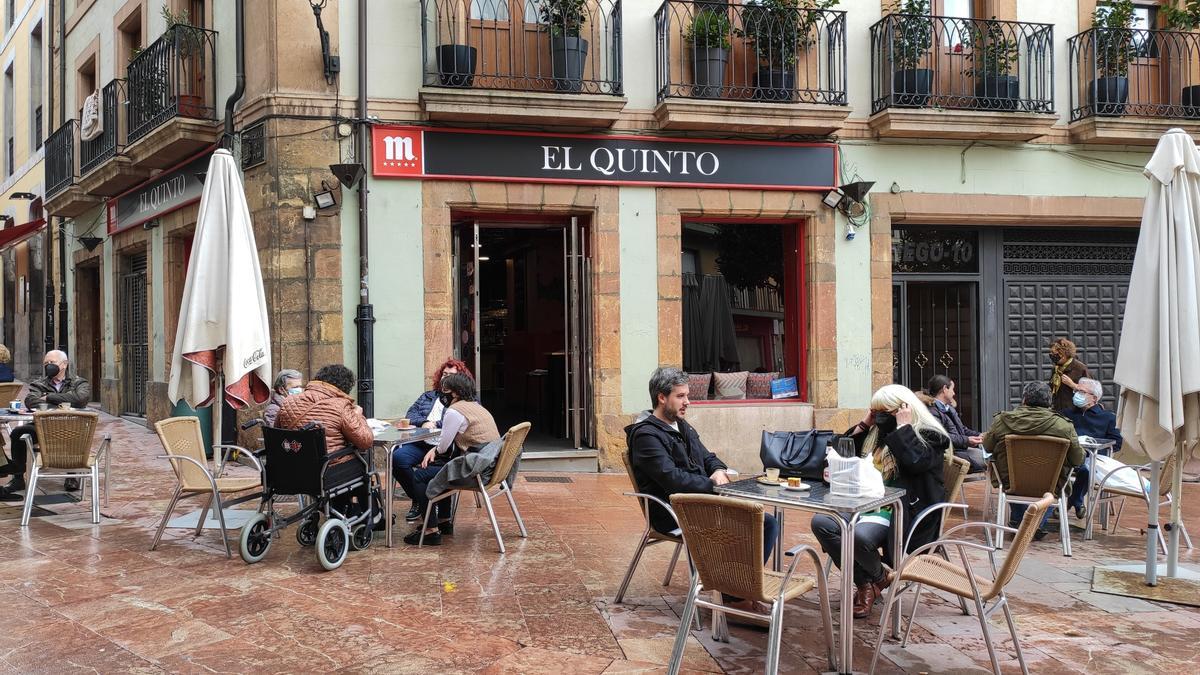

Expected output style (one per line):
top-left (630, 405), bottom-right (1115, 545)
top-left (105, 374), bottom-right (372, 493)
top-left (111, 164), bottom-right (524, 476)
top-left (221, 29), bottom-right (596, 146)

top-left (313, 180), bottom-right (337, 209)
top-left (0, 215), bottom-right (13, 226)
top-left (8, 191), bottom-right (38, 200)
top-left (79, 236), bottom-right (104, 252)
top-left (822, 181), bottom-right (875, 219)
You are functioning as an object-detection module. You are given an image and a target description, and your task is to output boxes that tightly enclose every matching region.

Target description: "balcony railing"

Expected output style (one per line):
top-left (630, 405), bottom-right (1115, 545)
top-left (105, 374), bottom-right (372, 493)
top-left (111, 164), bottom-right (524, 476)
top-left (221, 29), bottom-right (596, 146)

top-left (654, 1), bottom-right (846, 104)
top-left (45, 120), bottom-right (77, 199)
top-left (870, 13), bottom-right (1054, 115)
top-left (127, 23), bottom-right (218, 144)
top-left (1069, 27), bottom-right (1200, 121)
top-left (80, 79), bottom-right (127, 176)
top-left (421, 0), bottom-right (622, 95)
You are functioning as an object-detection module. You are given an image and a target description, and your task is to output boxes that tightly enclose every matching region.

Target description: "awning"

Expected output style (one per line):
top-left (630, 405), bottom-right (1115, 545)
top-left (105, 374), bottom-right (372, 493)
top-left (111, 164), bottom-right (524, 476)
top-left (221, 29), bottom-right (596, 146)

top-left (0, 219), bottom-right (47, 250)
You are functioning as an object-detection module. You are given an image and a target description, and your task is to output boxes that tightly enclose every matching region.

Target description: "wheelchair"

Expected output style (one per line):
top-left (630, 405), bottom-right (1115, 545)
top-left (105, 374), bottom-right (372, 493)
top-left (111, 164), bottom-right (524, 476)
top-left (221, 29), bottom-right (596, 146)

top-left (237, 422), bottom-right (379, 571)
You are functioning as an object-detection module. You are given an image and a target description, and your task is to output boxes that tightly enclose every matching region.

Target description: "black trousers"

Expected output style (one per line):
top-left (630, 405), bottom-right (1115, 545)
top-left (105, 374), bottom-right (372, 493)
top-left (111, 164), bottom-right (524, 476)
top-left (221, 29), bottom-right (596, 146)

top-left (5, 424), bottom-right (36, 473)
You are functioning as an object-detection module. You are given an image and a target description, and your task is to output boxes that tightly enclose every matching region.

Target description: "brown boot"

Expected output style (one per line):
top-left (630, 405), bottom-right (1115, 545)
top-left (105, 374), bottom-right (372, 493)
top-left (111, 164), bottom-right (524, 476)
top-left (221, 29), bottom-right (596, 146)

top-left (852, 582), bottom-right (877, 619)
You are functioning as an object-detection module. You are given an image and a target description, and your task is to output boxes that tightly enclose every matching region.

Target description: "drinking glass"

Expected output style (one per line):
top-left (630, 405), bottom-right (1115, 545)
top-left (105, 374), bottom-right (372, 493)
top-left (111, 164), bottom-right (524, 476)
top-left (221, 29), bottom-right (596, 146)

top-left (837, 437), bottom-right (856, 458)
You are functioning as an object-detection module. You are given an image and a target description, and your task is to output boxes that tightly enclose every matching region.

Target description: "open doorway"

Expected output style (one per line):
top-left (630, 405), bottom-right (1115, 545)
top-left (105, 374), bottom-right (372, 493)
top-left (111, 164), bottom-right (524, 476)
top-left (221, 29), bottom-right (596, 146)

top-left (454, 218), bottom-right (593, 452)
top-left (74, 263), bottom-right (103, 391)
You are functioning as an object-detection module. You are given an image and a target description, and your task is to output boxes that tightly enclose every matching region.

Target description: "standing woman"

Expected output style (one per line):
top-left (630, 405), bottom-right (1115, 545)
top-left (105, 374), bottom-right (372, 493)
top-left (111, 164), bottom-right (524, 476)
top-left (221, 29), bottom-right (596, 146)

top-left (810, 384), bottom-right (950, 619)
top-left (1047, 337), bottom-right (1089, 413)
top-left (0, 344), bottom-right (13, 383)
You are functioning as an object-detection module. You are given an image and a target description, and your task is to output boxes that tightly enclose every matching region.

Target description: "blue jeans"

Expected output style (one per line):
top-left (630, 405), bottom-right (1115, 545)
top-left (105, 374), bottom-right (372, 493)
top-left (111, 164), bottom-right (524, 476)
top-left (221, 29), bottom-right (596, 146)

top-left (1009, 502), bottom-right (1054, 529)
top-left (1069, 466), bottom-right (1090, 510)
top-left (391, 442), bottom-right (429, 501)
top-left (722, 513), bottom-right (779, 602)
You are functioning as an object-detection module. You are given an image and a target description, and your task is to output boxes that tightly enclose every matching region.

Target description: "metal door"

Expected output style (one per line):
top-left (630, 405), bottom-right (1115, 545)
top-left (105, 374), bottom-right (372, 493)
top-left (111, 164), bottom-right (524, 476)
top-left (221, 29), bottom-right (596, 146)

top-left (119, 253), bottom-right (149, 416)
top-left (892, 280), bottom-right (981, 428)
top-left (564, 216), bottom-right (594, 449)
top-left (453, 221), bottom-right (482, 393)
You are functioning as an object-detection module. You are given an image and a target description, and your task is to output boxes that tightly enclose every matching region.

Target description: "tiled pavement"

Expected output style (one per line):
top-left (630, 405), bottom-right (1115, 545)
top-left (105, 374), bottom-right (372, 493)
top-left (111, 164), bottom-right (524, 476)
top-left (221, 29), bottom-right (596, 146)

top-left (1, 413), bottom-right (1199, 673)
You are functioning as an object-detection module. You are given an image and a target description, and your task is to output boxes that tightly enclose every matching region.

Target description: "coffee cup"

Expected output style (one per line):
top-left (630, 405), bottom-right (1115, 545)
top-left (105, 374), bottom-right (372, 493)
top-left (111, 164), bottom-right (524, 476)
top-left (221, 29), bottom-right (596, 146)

top-left (396, 418), bottom-right (412, 429)
top-left (36, 403), bottom-right (49, 411)
top-left (724, 467), bottom-right (739, 479)
top-left (764, 467), bottom-right (780, 483)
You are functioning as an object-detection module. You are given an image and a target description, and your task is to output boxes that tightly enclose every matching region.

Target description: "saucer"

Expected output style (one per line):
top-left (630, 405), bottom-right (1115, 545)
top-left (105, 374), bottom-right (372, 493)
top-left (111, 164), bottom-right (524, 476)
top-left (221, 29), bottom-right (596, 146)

top-left (783, 483), bottom-right (811, 491)
top-left (756, 476), bottom-right (786, 486)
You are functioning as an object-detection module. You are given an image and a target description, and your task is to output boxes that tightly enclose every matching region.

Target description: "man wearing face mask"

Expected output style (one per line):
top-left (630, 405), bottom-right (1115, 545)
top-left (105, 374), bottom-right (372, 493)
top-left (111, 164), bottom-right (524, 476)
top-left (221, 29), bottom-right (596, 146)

top-left (0, 350), bottom-right (92, 499)
top-left (1061, 378), bottom-right (1122, 519)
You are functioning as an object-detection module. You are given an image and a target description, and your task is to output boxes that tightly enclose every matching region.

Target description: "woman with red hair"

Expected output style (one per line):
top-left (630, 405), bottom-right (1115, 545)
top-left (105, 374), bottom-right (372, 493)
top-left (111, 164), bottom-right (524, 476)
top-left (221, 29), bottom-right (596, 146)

top-left (393, 358), bottom-right (474, 522)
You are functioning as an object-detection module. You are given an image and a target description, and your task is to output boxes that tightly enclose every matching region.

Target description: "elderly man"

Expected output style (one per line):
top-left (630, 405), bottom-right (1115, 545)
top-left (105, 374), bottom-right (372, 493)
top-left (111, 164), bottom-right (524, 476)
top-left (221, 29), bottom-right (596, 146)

top-left (983, 381), bottom-right (1083, 538)
top-left (626, 366), bottom-right (777, 623)
top-left (1061, 377), bottom-right (1122, 519)
top-left (0, 350), bottom-right (92, 500)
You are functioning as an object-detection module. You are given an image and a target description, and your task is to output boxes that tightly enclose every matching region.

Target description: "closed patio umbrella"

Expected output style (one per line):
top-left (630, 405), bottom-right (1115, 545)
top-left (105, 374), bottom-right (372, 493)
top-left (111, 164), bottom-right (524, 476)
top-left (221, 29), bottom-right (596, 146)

top-left (1113, 128), bottom-right (1200, 584)
top-left (698, 274), bottom-right (739, 372)
top-left (682, 273), bottom-right (703, 372)
top-left (168, 149), bottom-right (272, 423)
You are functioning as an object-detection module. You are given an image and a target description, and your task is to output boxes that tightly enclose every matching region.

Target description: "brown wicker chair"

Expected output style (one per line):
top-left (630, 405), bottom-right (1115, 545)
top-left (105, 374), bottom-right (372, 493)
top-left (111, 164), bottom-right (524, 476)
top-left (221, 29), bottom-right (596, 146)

top-left (0, 381), bottom-right (24, 404)
top-left (419, 422), bottom-right (531, 553)
top-left (667, 493), bottom-right (835, 675)
top-left (151, 416), bottom-right (262, 558)
top-left (20, 409), bottom-right (111, 526)
top-left (870, 493), bottom-right (1053, 675)
top-left (1086, 452), bottom-right (1194, 553)
top-left (993, 435), bottom-right (1073, 557)
top-left (614, 453), bottom-right (686, 603)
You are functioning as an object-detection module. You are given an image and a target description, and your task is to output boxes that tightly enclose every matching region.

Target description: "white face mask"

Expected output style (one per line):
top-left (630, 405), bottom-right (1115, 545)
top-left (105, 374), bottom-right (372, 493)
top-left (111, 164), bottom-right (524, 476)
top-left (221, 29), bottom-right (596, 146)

top-left (287, 387), bottom-right (303, 396)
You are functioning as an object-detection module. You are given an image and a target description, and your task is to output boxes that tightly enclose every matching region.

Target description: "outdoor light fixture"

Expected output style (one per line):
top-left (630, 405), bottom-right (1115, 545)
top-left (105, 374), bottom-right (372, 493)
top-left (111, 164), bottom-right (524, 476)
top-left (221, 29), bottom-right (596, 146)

top-left (313, 180), bottom-right (337, 210)
top-left (79, 236), bottom-right (104, 252)
top-left (195, 170), bottom-right (208, 183)
top-left (0, 215), bottom-right (13, 226)
top-left (8, 191), bottom-right (37, 200)
top-left (330, 163), bottom-right (365, 190)
top-left (822, 181), bottom-right (875, 217)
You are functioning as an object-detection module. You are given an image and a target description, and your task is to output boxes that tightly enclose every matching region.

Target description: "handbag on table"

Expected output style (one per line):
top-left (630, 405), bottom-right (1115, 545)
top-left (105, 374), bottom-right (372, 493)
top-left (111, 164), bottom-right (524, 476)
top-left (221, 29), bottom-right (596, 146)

top-left (760, 429), bottom-right (836, 480)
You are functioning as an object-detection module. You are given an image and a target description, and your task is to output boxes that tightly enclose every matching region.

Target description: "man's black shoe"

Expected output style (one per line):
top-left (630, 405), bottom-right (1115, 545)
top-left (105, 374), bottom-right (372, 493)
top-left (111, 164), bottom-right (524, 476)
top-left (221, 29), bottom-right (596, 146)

top-left (403, 528), bottom-right (441, 546)
top-left (405, 504), bottom-right (421, 522)
top-left (0, 487), bottom-right (23, 501)
top-left (0, 465), bottom-right (16, 477)
top-left (1033, 528), bottom-right (1050, 542)
top-left (4, 476), bottom-right (26, 492)
top-left (438, 520), bottom-right (454, 536)
top-left (64, 478), bottom-right (80, 491)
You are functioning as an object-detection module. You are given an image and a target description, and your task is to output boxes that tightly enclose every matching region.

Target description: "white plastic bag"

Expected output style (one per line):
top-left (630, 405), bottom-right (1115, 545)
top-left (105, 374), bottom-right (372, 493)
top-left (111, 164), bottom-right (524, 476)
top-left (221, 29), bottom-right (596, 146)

top-left (1092, 454), bottom-right (1150, 495)
top-left (827, 448), bottom-right (886, 498)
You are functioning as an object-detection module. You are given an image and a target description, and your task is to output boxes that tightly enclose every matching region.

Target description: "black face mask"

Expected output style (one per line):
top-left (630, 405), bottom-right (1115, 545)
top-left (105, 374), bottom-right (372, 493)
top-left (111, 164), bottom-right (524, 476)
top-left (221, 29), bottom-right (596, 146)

top-left (874, 411), bottom-right (898, 435)
top-left (438, 392), bottom-right (454, 408)
top-left (1048, 353), bottom-right (1060, 365)
top-left (43, 363), bottom-right (61, 379)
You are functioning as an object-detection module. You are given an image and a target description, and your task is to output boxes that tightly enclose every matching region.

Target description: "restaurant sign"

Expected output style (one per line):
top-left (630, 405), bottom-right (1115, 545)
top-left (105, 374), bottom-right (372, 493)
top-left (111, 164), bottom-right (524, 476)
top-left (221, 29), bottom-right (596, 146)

top-left (108, 150), bottom-right (213, 234)
top-left (372, 126), bottom-right (837, 191)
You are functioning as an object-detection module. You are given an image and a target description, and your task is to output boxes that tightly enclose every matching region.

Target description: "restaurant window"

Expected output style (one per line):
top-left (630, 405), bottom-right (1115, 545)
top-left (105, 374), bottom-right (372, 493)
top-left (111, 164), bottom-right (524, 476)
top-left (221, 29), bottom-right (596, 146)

top-left (681, 222), bottom-right (803, 402)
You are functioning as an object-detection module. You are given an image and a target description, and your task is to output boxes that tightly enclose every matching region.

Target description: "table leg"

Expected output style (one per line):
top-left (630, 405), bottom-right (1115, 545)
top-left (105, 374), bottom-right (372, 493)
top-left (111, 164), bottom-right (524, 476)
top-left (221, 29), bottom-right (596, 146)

top-left (890, 499), bottom-right (904, 639)
top-left (838, 516), bottom-right (855, 675)
top-left (773, 507), bottom-right (785, 573)
top-left (385, 444), bottom-right (394, 548)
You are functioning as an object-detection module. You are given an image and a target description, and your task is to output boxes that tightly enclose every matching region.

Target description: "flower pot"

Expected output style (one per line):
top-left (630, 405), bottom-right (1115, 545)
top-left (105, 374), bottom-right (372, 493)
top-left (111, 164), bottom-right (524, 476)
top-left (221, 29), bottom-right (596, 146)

top-left (974, 75), bottom-right (1020, 111)
top-left (893, 68), bottom-right (932, 107)
top-left (1088, 76), bottom-right (1129, 116)
top-left (1182, 85), bottom-right (1200, 118)
top-left (551, 36), bottom-right (589, 93)
top-left (436, 44), bottom-right (477, 88)
top-left (691, 47), bottom-right (728, 99)
top-left (177, 94), bottom-right (206, 118)
top-left (752, 67), bottom-right (795, 102)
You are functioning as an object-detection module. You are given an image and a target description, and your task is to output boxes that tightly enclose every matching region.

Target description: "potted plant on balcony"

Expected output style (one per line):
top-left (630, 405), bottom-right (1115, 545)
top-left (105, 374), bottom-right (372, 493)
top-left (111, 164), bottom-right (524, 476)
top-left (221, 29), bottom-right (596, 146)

top-left (434, 7), bottom-right (476, 88)
top-left (739, 0), bottom-right (836, 102)
top-left (886, 0), bottom-right (933, 107)
top-left (162, 7), bottom-right (208, 118)
top-left (966, 17), bottom-right (1020, 111)
top-left (540, 0), bottom-right (589, 92)
top-left (1090, 0), bottom-right (1135, 116)
top-left (1164, 0), bottom-right (1200, 117)
top-left (685, 8), bottom-right (732, 99)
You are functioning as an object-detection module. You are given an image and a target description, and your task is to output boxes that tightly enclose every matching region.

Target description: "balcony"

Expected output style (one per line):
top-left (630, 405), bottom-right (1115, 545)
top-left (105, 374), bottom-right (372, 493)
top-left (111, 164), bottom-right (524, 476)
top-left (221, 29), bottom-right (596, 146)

top-left (418, 0), bottom-right (626, 127)
top-left (125, 23), bottom-right (221, 167)
top-left (1068, 27), bottom-right (1200, 144)
top-left (44, 120), bottom-right (103, 218)
top-left (868, 13), bottom-right (1057, 141)
top-left (653, 0), bottom-right (849, 134)
top-left (78, 80), bottom-right (152, 196)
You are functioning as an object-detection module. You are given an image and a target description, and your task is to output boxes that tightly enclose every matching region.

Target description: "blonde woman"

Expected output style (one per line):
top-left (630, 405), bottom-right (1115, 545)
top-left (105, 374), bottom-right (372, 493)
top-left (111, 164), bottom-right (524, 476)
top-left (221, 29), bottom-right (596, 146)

top-left (0, 344), bottom-right (12, 383)
top-left (810, 384), bottom-right (950, 620)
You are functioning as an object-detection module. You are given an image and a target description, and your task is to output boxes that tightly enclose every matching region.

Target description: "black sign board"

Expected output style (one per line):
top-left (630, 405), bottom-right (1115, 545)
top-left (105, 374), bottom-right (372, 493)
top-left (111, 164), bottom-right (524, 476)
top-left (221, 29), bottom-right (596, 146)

top-left (108, 151), bottom-right (212, 234)
top-left (892, 229), bottom-right (979, 274)
top-left (372, 126), bottom-right (837, 190)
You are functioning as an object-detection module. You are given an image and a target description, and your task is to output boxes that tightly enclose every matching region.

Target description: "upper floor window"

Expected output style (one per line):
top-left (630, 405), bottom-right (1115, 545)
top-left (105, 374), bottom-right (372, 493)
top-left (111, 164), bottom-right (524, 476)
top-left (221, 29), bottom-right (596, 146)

top-left (470, 0), bottom-right (538, 23)
top-left (5, 0), bottom-right (14, 30)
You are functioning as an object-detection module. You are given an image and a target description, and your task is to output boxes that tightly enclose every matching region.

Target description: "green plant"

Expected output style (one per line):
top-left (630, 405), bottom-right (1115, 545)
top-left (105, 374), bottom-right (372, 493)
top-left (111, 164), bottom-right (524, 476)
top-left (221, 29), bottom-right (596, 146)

top-left (539, 0), bottom-right (588, 38)
top-left (1092, 0), bottom-right (1136, 78)
top-left (161, 6), bottom-right (205, 59)
top-left (1164, 0), bottom-right (1200, 29)
top-left (965, 17), bottom-right (1019, 77)
top-left (737, 0), bottom-right (839, 69)
top-left (887, 0), bottom-right (932, 71)
top-left (685, 9), bottom-right (732, 50)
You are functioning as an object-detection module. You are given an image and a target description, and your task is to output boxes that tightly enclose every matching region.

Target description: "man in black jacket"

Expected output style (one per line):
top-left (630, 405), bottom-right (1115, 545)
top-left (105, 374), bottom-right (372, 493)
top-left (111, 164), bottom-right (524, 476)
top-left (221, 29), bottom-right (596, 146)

top-left (925, 375), bottom-right (986, 473)
top-left (0, 350), bottom-right (92, 500)
top-left (626, 367), bottom-right (777, 623)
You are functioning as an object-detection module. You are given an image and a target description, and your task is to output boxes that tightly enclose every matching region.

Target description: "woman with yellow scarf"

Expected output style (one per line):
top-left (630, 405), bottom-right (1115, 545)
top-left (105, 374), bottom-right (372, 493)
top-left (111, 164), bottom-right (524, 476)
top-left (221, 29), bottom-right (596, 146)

top-left (1048, 337), bottom-right (1090, 413)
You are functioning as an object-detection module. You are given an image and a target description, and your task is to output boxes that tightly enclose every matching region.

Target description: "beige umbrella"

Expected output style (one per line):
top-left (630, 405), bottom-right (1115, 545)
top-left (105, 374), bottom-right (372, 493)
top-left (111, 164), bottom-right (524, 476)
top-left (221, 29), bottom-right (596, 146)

top-left (1114, 128), bottom-right (1200, 584)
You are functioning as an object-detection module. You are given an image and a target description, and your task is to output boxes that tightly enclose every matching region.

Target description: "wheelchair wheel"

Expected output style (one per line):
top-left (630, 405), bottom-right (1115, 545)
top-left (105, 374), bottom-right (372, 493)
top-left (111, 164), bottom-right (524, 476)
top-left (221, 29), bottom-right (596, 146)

top-left (296, 513), bottom-right (319, 547)
top-left (239, 513), bottom-right (272, 564)
top-left (350, 522), bottom-right (373, 551)
top-left (316, 518), bottom-right (350, 571)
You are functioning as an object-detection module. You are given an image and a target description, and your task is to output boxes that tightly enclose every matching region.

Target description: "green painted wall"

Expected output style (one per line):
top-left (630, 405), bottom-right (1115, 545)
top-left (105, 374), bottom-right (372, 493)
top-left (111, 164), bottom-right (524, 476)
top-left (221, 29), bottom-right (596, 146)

top-left (619, 187), bottom-right (659, 413)
top-left (834, 212), bottom-right (872, 408)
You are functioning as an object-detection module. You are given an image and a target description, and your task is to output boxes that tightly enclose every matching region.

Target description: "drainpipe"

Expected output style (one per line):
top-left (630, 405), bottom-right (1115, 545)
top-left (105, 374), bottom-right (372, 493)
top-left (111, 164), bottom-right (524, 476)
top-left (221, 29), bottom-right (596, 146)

top-left (50, 0), bottom-right (68, 354)
top-left (355, 0), bottom-right (375, 417)
top-left (223, 0), bottom-right (246, 146)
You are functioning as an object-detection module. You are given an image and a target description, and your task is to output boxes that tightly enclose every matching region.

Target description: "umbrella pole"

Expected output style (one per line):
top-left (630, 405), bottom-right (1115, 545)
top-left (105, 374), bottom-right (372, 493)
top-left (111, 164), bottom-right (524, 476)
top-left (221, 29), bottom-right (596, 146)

top-left (1146, 459), bottom-right (1162, 586)
top-left (213, 370), bottom-right (223, 453)
top-left (1167, 445), bottom-right (1184, 578)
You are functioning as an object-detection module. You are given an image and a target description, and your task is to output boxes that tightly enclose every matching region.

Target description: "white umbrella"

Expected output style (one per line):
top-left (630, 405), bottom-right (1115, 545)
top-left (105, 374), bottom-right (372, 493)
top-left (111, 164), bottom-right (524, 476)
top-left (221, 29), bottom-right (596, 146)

top-left (168, 148), bottom-right (272, 421)
top-left (1113, 128), bottom-right (1200, 584)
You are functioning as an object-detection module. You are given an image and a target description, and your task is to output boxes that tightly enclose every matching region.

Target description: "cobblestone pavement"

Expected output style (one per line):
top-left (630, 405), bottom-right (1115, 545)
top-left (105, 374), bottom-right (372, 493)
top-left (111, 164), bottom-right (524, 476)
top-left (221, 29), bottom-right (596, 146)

top-left (1, 413), bottom-right (1198, 673)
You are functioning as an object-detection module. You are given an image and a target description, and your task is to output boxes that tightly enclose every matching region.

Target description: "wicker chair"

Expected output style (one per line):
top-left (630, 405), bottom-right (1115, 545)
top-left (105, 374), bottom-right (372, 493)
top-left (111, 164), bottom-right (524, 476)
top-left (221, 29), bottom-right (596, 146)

top-left (667, 494), bottom-right (835, 675)
top-left (419, 422), bottom-right (531, 553)
top-left (20, 410), bottom-right (111, 526)
top-left (869, 493), bottom-right (1054, 675)
top-left (151, 416), bottom-right (262, 558)
top-left (993, 435), bottom-right (1073, 557)
top-left (1086, 452), bottom-right (1194, 553)
top-left (614, 453), bottom-right (686, 603)
top-left (0, 381), bottom-right (24, 404)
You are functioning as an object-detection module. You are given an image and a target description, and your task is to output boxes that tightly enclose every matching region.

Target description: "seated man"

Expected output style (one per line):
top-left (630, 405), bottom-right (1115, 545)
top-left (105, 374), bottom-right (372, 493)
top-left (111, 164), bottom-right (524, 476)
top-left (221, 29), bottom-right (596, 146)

top-left (0, 350), bottom-right (92, 500)
top-left (924, 374), bottom-right (986, 473)
top-left (1061, 377), bottom-right (1123, 519)
top-left (626, 367), bottom-right (776, 623)
top-left (276, 364), bottom-right (378, 527)
top-left (983, 381), bottom-right (1083, 539)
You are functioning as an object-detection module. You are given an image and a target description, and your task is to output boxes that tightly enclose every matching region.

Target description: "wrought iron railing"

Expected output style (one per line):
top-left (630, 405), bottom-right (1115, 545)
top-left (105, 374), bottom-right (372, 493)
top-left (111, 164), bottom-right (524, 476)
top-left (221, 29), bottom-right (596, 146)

top-left (127, 23), bottom-right (218, 144)
top-left (1069, 27), bottom-right (1200, 121)
top-left (33, 105), bottom-right (42, 150)
top-left (655, 0), bottom-right (846, 104)
top-left (80, 79), bottom-right (127, 176)
top-left (869, 13), bottom-right (1053, 114)
top-left (421, 0), bottom-right (622, 95)
top-left (45, 121), bottom-right (76, 198)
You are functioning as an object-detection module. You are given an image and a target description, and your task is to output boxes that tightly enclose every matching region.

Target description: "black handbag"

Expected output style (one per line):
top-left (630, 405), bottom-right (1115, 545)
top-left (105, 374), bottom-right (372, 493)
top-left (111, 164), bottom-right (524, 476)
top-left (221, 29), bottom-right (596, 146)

top-left (760, 429), bottom-right (837, 480)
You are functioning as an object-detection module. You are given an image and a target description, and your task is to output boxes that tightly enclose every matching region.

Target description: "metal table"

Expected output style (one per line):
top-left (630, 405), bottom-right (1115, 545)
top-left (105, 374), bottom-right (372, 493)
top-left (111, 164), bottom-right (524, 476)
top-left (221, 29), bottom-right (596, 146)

top-left (372, 426), bottom-right (440, 547)
top-left (1080, 439), bottom-right (1117, 539)
top-left (0, 411), bottom-right (33, 472)
top-left (716, 477), bottom-right (906, 675)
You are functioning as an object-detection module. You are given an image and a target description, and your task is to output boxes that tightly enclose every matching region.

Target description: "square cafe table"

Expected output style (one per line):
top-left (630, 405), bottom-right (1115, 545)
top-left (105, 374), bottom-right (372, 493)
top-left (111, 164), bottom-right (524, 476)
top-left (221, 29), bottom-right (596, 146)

top-left (373, 426), bottom-right (440, 548)
top-left (715, 477), bottom-right (906, 674)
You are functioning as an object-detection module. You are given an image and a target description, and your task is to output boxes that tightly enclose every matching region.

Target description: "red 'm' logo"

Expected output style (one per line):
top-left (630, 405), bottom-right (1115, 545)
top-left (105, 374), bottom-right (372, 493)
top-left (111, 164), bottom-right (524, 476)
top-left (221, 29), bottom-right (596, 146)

top-left (372, 127), bottom-right (423, 177)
